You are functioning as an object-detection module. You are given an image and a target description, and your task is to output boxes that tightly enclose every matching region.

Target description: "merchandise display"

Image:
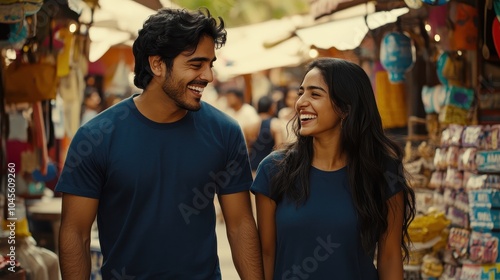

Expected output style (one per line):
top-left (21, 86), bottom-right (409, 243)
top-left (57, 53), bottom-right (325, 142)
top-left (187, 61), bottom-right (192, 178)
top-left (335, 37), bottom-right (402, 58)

top-left (405, 123), bottom-right (500, 280)
top-left (0, 0), bottom-right (499, 279)
top-left (0, 197), bottom-right (60, 280)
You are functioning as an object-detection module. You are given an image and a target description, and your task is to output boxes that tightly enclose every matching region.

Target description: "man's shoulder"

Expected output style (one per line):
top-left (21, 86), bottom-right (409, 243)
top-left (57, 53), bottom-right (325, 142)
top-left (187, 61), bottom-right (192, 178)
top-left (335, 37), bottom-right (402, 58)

top-left (77, 99), bottom-right (135, 141)
top-left (86, 98), bottom-right (134, 124)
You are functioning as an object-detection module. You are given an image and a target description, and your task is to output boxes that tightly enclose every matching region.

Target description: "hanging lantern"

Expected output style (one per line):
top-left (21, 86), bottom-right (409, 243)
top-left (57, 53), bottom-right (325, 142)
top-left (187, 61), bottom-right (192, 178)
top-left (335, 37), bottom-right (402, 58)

top-left (494, 17), bottom-right (500, 57)
top-left (380, 31), bottom-right (416, 83)
top-left (421, 0), bottom-right (450, 6)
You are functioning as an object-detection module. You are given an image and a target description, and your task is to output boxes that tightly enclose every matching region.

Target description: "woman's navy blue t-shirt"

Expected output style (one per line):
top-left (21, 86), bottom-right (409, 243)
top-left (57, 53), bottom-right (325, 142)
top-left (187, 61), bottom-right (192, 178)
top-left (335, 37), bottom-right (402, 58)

top-left (251, 151), bottom-right (404, 280)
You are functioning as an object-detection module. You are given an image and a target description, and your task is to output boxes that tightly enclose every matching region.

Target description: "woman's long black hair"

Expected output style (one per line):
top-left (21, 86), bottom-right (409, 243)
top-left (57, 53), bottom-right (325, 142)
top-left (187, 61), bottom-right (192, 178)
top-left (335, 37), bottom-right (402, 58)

top-left (270, 58), bottom-right (416, 260)
top-left (132, 7), bottom-right (227, 89)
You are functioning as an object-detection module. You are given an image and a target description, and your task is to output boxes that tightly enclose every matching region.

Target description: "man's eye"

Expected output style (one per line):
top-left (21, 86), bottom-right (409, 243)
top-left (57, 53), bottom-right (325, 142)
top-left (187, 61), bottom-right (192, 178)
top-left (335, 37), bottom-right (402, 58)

top-left (191, 64), bottom-right (202, 68)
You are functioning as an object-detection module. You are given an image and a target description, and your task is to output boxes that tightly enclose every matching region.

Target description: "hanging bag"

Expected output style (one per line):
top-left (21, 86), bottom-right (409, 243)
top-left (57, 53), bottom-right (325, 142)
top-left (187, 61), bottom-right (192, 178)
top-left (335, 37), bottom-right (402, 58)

top-left (4, 57), bottom-right (58, 104)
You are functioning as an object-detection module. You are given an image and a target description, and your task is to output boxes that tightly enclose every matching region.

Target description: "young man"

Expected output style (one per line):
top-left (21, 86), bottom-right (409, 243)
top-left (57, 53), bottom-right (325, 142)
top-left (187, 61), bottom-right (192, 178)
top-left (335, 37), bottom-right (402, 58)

top-left (56, 8), bottom-right (264, 279)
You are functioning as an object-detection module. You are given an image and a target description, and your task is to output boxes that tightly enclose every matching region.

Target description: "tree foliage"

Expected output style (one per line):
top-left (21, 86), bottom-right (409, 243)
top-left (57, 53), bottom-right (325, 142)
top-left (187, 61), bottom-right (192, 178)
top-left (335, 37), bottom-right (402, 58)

top-left (173, 0), bottom-right (309, 27)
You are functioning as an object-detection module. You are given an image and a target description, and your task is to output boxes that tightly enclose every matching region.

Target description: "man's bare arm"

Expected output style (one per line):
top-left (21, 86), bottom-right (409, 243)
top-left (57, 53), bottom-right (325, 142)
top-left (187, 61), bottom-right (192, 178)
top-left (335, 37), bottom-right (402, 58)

top-left (59, 193), bottom-right (99, 280)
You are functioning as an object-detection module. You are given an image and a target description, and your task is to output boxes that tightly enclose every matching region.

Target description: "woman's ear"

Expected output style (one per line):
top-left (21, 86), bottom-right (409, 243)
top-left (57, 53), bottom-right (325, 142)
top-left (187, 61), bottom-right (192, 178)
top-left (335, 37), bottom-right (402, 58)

top-left (342, 105), bottom-right (352, 119)
top-left (148, 56), bottom-right (163, 76)
top-left (333, 105), bottom-right (348, 120)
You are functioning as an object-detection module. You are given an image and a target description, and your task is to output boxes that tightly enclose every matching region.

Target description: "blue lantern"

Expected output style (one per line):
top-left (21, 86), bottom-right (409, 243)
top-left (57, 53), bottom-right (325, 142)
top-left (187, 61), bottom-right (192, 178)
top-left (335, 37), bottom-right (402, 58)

top-left (421, 0), bottom-right (450, 6)
top-left (380, 31), bottom-right (416, 83)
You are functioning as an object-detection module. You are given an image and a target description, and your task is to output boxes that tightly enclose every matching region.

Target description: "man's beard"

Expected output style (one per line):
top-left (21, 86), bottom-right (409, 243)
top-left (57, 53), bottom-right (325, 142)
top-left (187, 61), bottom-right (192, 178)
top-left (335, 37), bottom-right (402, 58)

top-left (161, 76), bottom-right (202, 112)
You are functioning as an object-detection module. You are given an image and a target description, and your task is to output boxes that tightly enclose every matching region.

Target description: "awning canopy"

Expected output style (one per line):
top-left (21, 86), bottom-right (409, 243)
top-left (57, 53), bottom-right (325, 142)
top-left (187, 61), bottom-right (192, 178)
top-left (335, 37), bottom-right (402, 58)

top-left (77, 1), bottom-right (409, 74)
top-left (214, 16), bottom-right (310, 80)
top-left (77, 0), bottom-right (180, 62)
top-left (214, 3), bottom-right (409, 78)
top-left (295, 6), bottom-right (410, 50)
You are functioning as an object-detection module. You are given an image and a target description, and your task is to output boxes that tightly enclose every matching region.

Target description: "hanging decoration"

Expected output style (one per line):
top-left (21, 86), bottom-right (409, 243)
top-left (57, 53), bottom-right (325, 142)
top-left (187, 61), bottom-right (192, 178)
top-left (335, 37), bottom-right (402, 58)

top-left (428, 4), bottom-right (451, 50)
top-left (493, 17), bottom-right (500, 57)
top-left (375, 66), bottom-right (408, 128)
top-left (0, 21), bottom-right (28, 49)
top-left (436, 51), bottom-right (466, 87)
top-left (380, 31), bottom-right (416, 83)
top-left (436, 52), bottom-right (449, 86)
top-left (421, 0), bottom-right (450, 6)
top-left (449, 2), bottom-right (478, 50)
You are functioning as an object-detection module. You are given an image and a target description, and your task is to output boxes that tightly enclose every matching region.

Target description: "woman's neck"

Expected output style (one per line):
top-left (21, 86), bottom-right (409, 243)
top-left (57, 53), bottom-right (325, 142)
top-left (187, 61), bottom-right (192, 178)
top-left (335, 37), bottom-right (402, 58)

top-left (311, 135), bottom-right (346, 171)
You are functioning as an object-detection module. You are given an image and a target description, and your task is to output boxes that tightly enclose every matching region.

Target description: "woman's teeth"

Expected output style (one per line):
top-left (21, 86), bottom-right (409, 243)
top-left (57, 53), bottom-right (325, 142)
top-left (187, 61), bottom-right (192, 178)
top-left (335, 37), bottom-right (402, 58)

top-left (300, 114), bottom-right (317, 120)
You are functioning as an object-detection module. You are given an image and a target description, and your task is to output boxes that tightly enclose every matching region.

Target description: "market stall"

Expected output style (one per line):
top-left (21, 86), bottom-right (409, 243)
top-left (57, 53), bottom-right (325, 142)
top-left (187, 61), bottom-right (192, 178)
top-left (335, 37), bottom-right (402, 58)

top-left (0, 0), bottom-right (499, 279)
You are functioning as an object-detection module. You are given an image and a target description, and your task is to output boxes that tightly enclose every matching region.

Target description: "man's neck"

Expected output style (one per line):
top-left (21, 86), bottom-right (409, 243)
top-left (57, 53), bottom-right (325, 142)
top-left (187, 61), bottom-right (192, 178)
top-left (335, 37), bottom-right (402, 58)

top-left (134, 90), bottom-right (188, 123)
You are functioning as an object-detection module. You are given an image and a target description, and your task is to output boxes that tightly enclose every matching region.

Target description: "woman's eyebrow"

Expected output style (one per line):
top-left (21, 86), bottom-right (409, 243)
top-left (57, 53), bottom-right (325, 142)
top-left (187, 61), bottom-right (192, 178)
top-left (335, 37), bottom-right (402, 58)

top-left (300, 85), bottom-right (327, 93)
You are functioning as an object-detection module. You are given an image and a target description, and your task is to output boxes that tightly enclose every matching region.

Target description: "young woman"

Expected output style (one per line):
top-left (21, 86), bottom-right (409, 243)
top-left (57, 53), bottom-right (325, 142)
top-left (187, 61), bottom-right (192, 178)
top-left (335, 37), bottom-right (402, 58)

top-left (252, 58), bottom-right (416, 280)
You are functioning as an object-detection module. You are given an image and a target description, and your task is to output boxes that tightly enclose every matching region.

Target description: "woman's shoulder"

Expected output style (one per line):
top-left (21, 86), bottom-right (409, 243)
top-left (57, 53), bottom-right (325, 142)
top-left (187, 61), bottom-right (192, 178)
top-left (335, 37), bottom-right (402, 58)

top-left (383, 156), bottom-right (404, 175)
top-left (264, 150), bottom-right (286, 163)
top-left (256, 150), bottom-right (285, 173)
top-left (381, 155), bottom-right (406, 198)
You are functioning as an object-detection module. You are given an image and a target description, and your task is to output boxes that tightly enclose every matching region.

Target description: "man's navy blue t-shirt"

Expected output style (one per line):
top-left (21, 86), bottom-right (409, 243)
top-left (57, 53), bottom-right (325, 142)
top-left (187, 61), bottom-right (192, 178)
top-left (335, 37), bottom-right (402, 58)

top-left (251, 151), bottom-right (404, 280)
top-left (56, 95), bottom-right (253, 279)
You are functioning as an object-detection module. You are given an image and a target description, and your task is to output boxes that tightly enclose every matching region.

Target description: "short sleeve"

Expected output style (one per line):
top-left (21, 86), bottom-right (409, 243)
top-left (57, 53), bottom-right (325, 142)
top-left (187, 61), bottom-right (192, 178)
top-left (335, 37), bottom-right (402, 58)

top-left (218, 124), bottom-right (253, 195)
top-left (383, 157), bottom-right (405, 200)
top-left (250, 151), bottom-right (282, 201)
top-left (55, 126), bottom-right (106, 199)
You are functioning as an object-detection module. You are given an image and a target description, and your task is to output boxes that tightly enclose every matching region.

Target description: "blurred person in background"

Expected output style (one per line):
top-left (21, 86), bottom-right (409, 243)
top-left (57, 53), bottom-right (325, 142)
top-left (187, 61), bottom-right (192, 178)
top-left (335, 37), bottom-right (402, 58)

top-left (252, 58), bottom-right (415, 280)
top-left (244, 95), bottom-right (284, 175)
top-left (80, 87), bottom-right (102, 126)
top-left (224, 87), bottom-right (260, 130)
top-left (278, 83), bottom-right (299, 143)
top-left (56, 7), bottom-right (263, 279)
top-left (104, 94), bottom-right (124, 109)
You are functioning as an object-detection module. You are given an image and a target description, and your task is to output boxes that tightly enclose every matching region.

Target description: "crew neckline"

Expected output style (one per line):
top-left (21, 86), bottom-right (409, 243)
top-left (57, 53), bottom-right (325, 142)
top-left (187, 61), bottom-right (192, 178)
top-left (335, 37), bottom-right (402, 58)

top-left (311, 165), bottom-right (347, 173)
top-left (127, 93), bottom-right (193, 129)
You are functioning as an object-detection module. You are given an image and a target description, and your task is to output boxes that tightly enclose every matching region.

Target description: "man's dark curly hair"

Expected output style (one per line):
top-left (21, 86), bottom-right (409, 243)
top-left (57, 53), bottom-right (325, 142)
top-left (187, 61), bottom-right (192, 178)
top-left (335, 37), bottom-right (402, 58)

top-left (132, 7), bottom-right (227, 89)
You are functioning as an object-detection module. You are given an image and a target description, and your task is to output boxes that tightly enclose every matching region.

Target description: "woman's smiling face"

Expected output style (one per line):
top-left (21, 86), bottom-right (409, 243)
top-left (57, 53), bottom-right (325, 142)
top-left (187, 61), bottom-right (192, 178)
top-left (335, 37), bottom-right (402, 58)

top-left (295, 67), bottom-right (342, 138)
